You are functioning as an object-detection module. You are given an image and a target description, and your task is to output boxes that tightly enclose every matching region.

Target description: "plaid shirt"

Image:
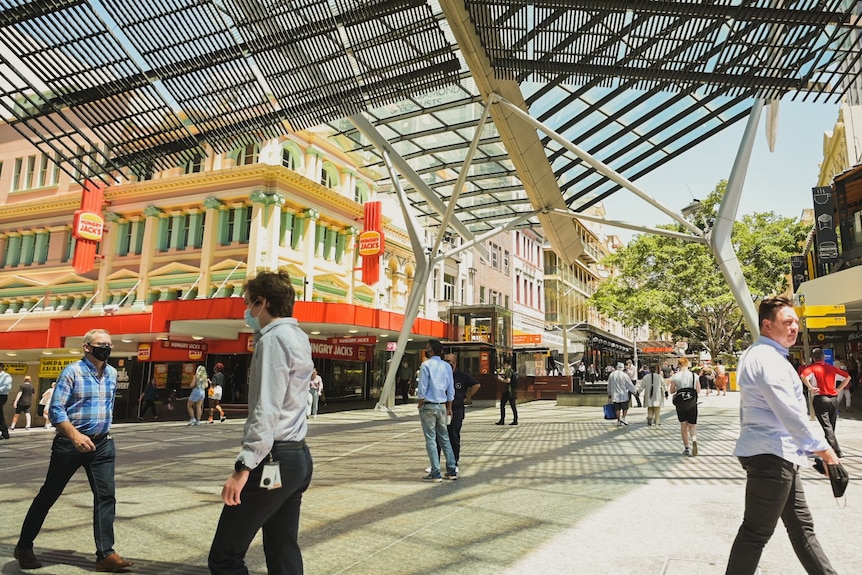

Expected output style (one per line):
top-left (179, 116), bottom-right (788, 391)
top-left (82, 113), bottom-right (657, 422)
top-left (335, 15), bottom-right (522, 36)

top-left (48, 357), bottom-right (118, 436)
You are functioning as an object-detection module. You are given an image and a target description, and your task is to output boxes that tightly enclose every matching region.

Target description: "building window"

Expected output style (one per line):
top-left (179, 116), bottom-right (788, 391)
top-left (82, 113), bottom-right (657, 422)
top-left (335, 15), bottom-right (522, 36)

top-left (282, 146), bottom-right (301, 171)
top-left (320, 163), bottom-right (338, 189)
top-left (234, 143), bottom-right (258, 166)
top-left (355, 180), bottom-right (369, 203)
top-left (183, 156), bottom-right (204, 174)
top-left (490, 243), bottom-right (499, 270)
top-left (443, 273), bottom-right (455, 301)
top-left (479, 286), bottom-right (486, 304)
top-left (504, 250), bottom-right (510, 275)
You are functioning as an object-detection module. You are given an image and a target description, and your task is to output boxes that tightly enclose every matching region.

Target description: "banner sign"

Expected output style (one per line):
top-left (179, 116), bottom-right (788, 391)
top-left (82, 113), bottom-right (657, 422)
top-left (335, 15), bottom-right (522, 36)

top-left (812, 187), bottom-right (838, 262)
top-left (310, 339), bottom-right (370, 361)
top-left (329, 336), bottom-right (377, 345)
top-left (162, 341), bottom-right (208, 351)
top-left (790, 254), bottom-right (807, 292)
top-left (39, 358), bottom-right (78, 378)
top-left (2, 362), bottom-right (28, 375)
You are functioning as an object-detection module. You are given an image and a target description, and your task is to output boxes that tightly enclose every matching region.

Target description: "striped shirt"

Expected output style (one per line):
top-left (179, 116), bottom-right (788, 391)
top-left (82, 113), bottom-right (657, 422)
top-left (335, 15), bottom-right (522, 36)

top-left (48, 357), bottom-right (118, 436)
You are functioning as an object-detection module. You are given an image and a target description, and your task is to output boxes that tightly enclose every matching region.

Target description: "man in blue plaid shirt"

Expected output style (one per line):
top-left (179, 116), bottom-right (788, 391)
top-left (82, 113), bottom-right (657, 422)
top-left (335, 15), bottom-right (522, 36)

top-left (14, 328), bottom-right (133, 573)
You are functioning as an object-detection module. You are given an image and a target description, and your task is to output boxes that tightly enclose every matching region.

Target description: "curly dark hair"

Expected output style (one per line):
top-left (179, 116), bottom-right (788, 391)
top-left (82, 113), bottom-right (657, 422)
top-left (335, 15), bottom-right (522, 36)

top-left (244, 269), bottom-right (296, 318)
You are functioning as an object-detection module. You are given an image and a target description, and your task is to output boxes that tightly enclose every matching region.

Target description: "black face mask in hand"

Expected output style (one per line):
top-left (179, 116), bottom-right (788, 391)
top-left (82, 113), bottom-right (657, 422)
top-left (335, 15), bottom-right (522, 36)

top-left (813, 458), bottom-right (850, 498)
top-left (89, 345), bottom-right (112, 362)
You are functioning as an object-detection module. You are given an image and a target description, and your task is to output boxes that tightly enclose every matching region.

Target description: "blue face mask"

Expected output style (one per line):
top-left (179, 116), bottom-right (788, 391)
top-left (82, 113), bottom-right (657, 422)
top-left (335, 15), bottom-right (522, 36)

top-left (244, 305), bottom-right (261, 332)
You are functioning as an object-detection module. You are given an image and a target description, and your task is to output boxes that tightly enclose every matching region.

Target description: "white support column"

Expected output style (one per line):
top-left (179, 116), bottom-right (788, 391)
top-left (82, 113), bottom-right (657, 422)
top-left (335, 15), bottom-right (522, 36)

top-left (708, 99), bottom-right (765, 338)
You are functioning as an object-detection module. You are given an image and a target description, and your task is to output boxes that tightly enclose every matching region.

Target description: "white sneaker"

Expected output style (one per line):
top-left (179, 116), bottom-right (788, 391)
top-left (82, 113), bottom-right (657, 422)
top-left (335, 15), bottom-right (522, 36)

top-left (187, 419), bottom-right (196, 426)
top-left (683, 447), bottom-right (692, 456)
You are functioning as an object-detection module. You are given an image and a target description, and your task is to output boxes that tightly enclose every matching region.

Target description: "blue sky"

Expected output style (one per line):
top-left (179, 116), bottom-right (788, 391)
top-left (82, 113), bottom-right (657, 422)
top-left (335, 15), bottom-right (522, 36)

top-left (602, 100), bottom-right (839, 242)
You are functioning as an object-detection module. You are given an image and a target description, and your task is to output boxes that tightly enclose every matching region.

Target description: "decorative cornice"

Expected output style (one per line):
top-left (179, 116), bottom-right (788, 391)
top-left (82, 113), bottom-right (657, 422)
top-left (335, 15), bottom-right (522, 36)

top-left (203, 196), bottom-right (223, 210)
top-left (143, 205), bottom-right (162, 218)
top-left (250, 190), bottom-right (286, 205)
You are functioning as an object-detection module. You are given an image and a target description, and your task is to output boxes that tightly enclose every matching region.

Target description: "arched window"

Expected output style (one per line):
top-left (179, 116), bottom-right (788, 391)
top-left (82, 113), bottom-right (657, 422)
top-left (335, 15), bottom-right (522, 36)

top-left (354, 180), bottom-right (370, 203)
top-left (320, 163), bottom-right (339, 189)
top-left (281, 143), bottom-right (303, 172)
top-left (232, 143), bottom-right (259, 166)
top-left (183, 156), bottom-right (204, 174)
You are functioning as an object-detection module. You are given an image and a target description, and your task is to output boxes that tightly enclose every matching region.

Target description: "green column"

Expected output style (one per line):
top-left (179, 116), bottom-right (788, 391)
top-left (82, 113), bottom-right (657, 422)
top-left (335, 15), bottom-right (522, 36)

top-left (34, 230), bottom-right (49, 264)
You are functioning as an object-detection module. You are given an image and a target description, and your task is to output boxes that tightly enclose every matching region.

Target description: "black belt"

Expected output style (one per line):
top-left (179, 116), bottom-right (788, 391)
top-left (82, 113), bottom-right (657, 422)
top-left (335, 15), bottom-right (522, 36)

top-left (273, 440), bottom-right (306, 450)
top-left (424, 401), bottom-right (445, 404)
top-left (88, 433), bottom-right (108, 442)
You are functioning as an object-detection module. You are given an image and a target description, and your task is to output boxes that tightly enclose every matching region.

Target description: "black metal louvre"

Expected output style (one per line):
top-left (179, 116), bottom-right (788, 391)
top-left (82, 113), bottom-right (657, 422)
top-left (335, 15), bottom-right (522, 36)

top-left (466, 0), bottom-right (862, 102)
top-left (0, 0), bottom-right (461, 183)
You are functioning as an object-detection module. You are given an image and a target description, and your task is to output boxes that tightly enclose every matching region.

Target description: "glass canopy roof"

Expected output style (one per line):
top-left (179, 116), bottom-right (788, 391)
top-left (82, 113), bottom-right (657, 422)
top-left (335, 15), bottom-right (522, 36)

top-left (1, 0), bottom-right (861, 238)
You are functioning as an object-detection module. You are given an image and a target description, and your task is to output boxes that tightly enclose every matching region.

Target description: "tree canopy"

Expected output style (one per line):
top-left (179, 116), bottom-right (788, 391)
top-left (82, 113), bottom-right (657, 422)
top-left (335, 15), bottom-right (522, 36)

top-left (590, 180), bottom-right (809, 358)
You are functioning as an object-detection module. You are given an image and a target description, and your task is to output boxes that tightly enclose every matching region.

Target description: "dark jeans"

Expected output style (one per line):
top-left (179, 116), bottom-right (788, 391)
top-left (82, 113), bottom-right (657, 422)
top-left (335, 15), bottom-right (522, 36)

top-left (725, 454), bottom-right (836, 575)
top-left (0, 394), bottom-right (8, 437)
top-left (812, 395), bottom-right (842, 456)
top-left (398, 380), bottom-right (410, 403)
top-left (140, 400), bottom-right (158, 419)
top-left (436, 406), bottom-right (465, 464)
top-left (499, 391), bottom-right (518, 423)
top-left (209, 442), bottom-right (313, 575)
top-left (18, 435), bottom-right (117, 560)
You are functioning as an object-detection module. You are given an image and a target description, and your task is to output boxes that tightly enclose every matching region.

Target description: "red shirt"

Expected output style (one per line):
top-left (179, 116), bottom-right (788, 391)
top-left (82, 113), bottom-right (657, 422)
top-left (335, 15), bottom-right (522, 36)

top-left (800, 361), bottom-right (849, 396)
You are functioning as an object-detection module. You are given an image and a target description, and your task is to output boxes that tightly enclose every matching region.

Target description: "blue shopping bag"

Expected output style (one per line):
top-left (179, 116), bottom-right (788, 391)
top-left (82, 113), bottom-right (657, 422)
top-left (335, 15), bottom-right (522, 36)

top-left (603, 403), bottom-right (616, 420)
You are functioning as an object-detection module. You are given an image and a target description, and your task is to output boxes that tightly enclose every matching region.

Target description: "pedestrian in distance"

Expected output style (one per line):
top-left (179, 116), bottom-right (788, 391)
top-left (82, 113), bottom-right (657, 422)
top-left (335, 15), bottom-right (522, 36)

top-left (0, 365), bottom-right (11, 440)
top-left (607, 362), bottom-right (637, 426)
top-left (397, 359), bottom-right (413, 404)
top-left (15, 329), bottom-right (133, 572)
top-left (495, 358), bottom-right (519, 426)
top-left (714, 359), bottom-right (728, 396)
top-left (138, 377), bottom-right (159, 421)
top-left (38, 382), bottom-right (56, 428)
top-left (725, 297), bottom-right (841, 575)
top-left (800, 347), bottom-right (851, 458)
top-left (417, 339), bottom-right (457, 482)
top-left (208, 269), bottom-right (314, 575)
top-left (187, 365), bottom-right (208, 426)
top-left (10, 375), bottom-right (36, 431)
top-left (207, 363), bottom-right (227, 423)
top-left (639, 363), bottom-right (667, 426)
top-left (625, 359), bottom-right (642, 407)
top-left (308, 368), bottom-right (323, 418)
top-left (669, 357), bottom-right (700, 456)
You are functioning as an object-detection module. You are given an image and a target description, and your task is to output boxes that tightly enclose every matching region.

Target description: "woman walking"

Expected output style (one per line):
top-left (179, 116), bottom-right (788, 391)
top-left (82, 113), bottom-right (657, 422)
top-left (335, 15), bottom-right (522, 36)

top-left (639, 364), bottom-right (667, 426)
top-left (669, 357), bottom-right (701, 456)
top-left (187, 365), bottom-right (208, 426)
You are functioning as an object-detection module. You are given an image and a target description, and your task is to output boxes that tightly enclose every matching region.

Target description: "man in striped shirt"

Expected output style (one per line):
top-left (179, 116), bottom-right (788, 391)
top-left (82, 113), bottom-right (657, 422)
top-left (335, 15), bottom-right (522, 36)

top-left (15, 328), bottom-right (132, 573)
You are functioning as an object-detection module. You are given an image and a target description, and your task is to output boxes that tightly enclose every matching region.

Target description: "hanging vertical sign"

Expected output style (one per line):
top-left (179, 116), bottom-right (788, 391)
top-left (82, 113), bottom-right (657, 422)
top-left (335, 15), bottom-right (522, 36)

top-left (72, 179), bottom-right (106, 274)
top-left (359, 200), bottom-right (384, 285)
top-left (790, 254), bottom-right (807, 292)
top-left (812, 186), bottom-right (838, 262)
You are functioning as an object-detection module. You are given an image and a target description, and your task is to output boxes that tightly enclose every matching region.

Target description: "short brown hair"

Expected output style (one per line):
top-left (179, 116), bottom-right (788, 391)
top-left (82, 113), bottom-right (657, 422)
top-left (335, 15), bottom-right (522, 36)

top-left (244, 269), bottom-right (296, 318)
top-left (758, 296), bottom-right (793, 329)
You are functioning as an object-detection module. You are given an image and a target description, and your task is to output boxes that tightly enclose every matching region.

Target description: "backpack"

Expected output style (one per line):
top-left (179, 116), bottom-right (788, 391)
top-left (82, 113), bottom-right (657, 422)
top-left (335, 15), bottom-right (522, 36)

top-left (672, 372), bottom-right (697, 411)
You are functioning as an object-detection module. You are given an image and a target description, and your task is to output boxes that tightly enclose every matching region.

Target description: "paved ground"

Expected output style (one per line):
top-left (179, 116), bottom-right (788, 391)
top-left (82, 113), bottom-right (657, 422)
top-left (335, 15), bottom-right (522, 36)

top-left (0, 393), bottom-right (859, 575)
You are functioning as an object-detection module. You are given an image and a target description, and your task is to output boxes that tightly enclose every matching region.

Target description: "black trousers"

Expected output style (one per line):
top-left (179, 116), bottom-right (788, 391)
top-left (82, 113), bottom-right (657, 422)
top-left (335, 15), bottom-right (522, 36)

top-left (812, 395), bottom-right (842, 457)
top-left (0, 394), bottom-right (8, 438)
top-left (436, 406), bottom-right (465, 464)
top-left (725, 454), bottom-right (835, 575)
top-left (499, 391), bottom-right (518, 423)
top-left (140, 400), bottom-right (158, 419)
top-left (209, 442), bottom-right (313, 575)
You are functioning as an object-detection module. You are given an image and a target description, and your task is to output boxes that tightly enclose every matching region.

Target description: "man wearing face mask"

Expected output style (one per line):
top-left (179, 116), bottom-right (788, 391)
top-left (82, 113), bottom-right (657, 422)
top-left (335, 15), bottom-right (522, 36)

top-left (14, 329), bottom-right (132, 572)
top-left (208, 269), bottom-right (314, 575)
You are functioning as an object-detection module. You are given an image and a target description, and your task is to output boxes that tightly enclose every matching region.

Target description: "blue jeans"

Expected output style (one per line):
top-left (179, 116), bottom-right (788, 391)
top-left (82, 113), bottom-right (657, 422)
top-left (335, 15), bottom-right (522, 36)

top-left (209, 442), bottom-right (313, 575)
top-left (18, 435), bottom-right (117, 560)
top-left (725, 454), bottom-right (835, 575)
top-left (420, 403), bottom-right (455, 477)
top-left (309, 388), bottom-right (320, 416)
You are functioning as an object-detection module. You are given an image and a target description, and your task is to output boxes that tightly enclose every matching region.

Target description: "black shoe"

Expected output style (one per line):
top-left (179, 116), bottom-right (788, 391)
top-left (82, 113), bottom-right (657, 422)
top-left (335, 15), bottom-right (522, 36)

top-left (509, 421), bottom-right (518, 426)
top-left (495, 421), bottom-right (505, 425)
top-left (14, 546), bottom-right (43, 569)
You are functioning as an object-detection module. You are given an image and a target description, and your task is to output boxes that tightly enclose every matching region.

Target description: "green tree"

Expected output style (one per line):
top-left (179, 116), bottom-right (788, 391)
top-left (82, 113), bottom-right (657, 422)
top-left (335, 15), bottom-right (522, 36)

top-left (590, 181), bottom-right (809, 358)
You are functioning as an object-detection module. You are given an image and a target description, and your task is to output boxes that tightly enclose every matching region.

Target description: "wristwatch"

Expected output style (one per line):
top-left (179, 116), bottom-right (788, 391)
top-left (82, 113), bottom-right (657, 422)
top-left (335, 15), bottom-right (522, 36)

top-left (234, 460), bottom-right (252, 473)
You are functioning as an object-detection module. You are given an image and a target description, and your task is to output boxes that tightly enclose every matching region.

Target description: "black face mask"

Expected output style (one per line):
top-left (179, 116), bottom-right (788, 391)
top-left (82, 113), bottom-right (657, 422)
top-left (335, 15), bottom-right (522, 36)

top-left (89, 345), bottom-right (112, 362)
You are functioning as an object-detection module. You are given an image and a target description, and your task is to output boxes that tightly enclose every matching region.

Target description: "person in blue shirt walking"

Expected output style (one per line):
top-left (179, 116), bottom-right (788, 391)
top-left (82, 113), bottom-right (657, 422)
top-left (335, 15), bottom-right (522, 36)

top-left (725, 297), bottom-right (841, 575)
top-left (0, 365), bottom-right (11, 440)
top-left (418, 339), bottom-right (457, 482)
top-left (15, 328), bottom-right (133, 572)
